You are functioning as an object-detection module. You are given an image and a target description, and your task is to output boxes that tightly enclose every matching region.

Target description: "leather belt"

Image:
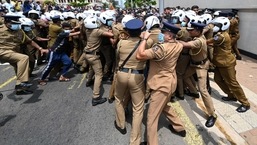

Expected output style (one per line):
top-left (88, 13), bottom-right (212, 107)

top-left (119, 68), bottom-right (144, 74)
top-left (191, 58), bottom-right (208, 65)
top-left (85, 51), bottom-right (100, 55)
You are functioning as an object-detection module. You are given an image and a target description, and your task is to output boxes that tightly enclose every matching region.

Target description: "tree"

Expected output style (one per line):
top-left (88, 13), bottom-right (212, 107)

top-left (70, 0), bottom-right (89, 7)
top-left (124, 0), bottom-right (156, 8)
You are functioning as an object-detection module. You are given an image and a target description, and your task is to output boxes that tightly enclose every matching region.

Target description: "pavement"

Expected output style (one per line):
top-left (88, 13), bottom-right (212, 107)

top-left (187, 54), bottom-right (257, 145)
top-left (0, 54), bottom-right (257, 145)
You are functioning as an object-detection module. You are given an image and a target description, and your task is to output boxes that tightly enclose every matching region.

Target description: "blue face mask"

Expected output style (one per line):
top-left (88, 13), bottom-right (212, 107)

top-left (181, 21), bottom-right (187, 27)
top-left (10, 24), bottom-right (21, 31)
top-left (158, 33), bottom-right (165, 43)
top-left (23, 26), bottom-right (32, 32)
top-left (171, 18), bottom-right (178, 24)
top-left (107, 20), bottom-right (113, 27)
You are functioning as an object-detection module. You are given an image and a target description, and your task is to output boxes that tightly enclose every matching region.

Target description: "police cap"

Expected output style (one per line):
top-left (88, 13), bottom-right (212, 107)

top-left (228, 11), bottom-right (235, 17)
top-left (187, 22), bottom-right (206, 31)
top-left (218, 12), bottom-right (228, 17)
top-left (125, 19), bottom-right (143, 31)
top-left (51, 15), bottom-right (61, 20)
top-left (161, 21), bottom-right (181, 34)
top-left (3, 15), bottom-right (21, 24)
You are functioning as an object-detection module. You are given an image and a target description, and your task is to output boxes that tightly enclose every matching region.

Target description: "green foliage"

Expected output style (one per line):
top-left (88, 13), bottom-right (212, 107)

top-left (124, 0), bottom-right (156, 8)
top-left (69, 0), bottom-right (89, 7)
top-left (44, 0), bottom-right (55, 5)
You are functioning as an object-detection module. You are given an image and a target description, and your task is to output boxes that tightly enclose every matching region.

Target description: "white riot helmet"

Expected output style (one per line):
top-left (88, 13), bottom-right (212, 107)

top-left (187, 15), bottom-right (199, 28)
top-left (66, 12), bottom-right (75, 19)
top-left (44, 12), bottom-right (52, 21)
top-left (87, 9), bottom-right (97, 17)
top-left (16, 12), bottom-right (26, 18)
top-left (19, 18), bottom-right (34, 26)
top-left (84, 16), bottom-right (100, 29)
top-left (144, 15), bottom-right (160, 30)
top-left (213, 11), bottom-right (221, 17)
top-left (76, 13), bottom-right (86, 20)
top-left (121, 15), bottom-right (134, 28)
top-left (19, 17), bottom-right (34, 31)
top-left (211, 17), bottom-right (230, 32)
top-left (28, 10), bottom-right (40, 17)
top-left (202, 14), bottom-right (213, 24)
top-left (105, 10), bottom-right (116, 20)
top-left (99, 12), bottom-right (114, 26)
top-left (172, 10), bottom-right (186, 23)
top-left (198, 16), bottom-right (207, 24)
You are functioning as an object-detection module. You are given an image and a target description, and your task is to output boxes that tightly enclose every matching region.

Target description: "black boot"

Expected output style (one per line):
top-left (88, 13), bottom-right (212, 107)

top-left (92, 97), bottom-right (107, 106)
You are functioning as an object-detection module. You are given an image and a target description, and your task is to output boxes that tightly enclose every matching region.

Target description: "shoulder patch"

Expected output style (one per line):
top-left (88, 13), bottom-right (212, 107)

top-left (152, 45), bottom-right (160, 52)
top-left (214, 35), bottom-right (219, 40)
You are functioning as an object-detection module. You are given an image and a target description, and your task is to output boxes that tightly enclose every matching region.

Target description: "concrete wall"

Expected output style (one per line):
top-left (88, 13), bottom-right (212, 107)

top-left (162, 0), bottom-right (257, 55)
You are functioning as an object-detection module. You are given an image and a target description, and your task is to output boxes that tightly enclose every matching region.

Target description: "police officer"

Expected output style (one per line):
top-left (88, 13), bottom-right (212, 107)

top-left (228, 11), bottom-right (242, 60)
top-left (114, 19), bottom-right (152, 145)
top-left (19, 17), bottom-right (50, 77)
top-left (99, 12), bottom-right (115, 79)
top-left (82, 16), bottom-right (114, 106)
top-left (137, 22), bottom-right (186, 145)
top-left (142, 15), bottom-right (161, 100)
top-left (209, 17), bottom-right (250, 112)
top-left (179, 22), bottom-right (217, 128)
top-left (0, 15), bottom-right (47, 95)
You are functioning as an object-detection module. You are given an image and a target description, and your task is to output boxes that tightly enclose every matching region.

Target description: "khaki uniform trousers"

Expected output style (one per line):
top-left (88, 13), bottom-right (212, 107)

top-left (183, 63), bottom-right (216, 116)
top-left (214, 65), bottom-right (250, 106)
top-left (183, 66), bottom-right (198, 94)
top-left (114, 71), bottom-right (145, 145)
top-left (21, 45), bottom-right (37, 75)
top-left (72, 37), bottom-right (82, 63)
top-left (85, 53), bottom-right (103, 98)
top-left (77, 53), bottom-right (88, 69)
top-left (176, 54), bottom-right (190, 97)
top-left (100, 45), bottom-right (113, 75)
top-left (147, 90), bottom-right (185, 145)
top-left (0, 50), bottom-right (29, 85)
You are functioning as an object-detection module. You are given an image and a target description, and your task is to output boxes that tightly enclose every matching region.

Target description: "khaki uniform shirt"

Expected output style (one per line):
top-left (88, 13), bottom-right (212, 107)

top-left (0, 29), bottom-right (32, 51)
top-left (212, 31), bottom-right (236, 67)
top-left (68, 19), bottom-right (79, 28)
top-left (48, 23), bottom-right (62, 48)
top-left (84, 28), bottom-right (105, 52)
top-left (100, 24), bottom-right (111, 45)
top-left (145, 41), bottom-right (183, 93)
top-left (112, 22), bottom-right (123, 41)
top-left (177, 27), bottom-right (191, 54)
top-left (188, 35), bottom-right (208, 62)
top-left (117, 37), bottom-right (153, 70)
top-left (229, 18), bottom-right (239, 36)
top-left (149, 28), bottom-right (161, 45)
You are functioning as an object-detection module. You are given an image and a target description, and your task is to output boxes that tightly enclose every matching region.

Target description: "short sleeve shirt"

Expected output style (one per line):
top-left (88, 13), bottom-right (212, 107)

top-left (0, 29), bottom-right (32, 50)
top-left (84, 28), bottom-right (105, 52)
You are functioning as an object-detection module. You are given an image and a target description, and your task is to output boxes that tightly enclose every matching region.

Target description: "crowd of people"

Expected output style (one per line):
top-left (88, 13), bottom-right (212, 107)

top-left (0, 2), bottom-right (251, 145)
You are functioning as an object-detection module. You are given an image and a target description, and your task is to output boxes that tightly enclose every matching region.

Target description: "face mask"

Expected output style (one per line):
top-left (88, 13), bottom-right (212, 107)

top-left (171, 17), bottom-right (178, 24)
top-left (10, 24), bottom-right (21, 31)
top-left (181, 21), bottom-right (187, 27)
top-left (107, 20), bottom-right (113, 27)
top-left (213, 26), bottom-right (220, 33)
top-left (64, 30), bottom-right (71, 33)
top-left (23, 26), bottom-right (32, 32)
top-left (158, 33), bottom-right (165, 43)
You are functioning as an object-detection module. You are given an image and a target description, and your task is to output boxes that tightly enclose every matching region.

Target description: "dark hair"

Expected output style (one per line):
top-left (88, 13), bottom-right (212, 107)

top-left (191, 5), bottom-right (199, 10)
